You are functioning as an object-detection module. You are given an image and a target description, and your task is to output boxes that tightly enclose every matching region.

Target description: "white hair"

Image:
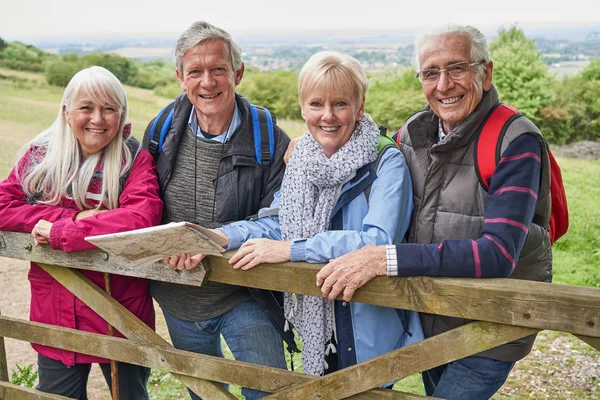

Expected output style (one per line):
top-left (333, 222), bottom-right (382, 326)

top-left (19, 66), bottom-right (132, 210)
top-left (413, 24), bottom-right (491, 71)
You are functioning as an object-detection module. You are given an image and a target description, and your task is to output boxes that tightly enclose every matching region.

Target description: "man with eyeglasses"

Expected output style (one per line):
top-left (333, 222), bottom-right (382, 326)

top-left (316, 24), bottom-right (552, 399)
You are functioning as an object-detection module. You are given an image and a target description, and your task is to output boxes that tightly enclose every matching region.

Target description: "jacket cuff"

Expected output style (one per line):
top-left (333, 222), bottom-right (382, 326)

top-left (290, 239), bottom-right (307, 262)
top-left (392, 244), bottom-right (429, 277)
top-left (49, 219), bottom-right (68, 250)
top-left (220, 225), bottom-right (239, 250)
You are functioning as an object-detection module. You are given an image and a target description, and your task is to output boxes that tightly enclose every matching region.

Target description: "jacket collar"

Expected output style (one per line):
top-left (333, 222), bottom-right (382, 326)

top-left (408, 85), bottom-right (500, 152)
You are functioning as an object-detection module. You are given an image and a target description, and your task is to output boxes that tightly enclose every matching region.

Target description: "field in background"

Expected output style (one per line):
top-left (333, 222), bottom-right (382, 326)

top-left (0, 70), bottom-right (598, 399)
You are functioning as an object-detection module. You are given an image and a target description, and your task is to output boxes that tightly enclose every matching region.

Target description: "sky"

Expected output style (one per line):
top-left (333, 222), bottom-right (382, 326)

top-left (1, 0), bottom-right (599, 40)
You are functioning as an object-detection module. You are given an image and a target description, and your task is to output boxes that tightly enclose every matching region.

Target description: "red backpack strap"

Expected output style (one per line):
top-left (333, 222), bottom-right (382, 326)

top-left (395, 124), bottom-right (404, 146)
top-left (475, 103), bottom-right (521, 190)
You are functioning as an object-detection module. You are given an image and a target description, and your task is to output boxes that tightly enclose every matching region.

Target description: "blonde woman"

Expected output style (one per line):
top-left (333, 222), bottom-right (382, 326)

top-left (168, 51), bottom-right (424, 377)
top-left (0, 66), bottom-right (163, 399)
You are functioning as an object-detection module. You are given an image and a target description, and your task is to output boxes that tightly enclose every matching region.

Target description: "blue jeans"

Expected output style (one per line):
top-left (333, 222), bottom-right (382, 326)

top-left (162, 299), bottom-right (286, 400)
top-left (423, 356), bottom-right (515, 400)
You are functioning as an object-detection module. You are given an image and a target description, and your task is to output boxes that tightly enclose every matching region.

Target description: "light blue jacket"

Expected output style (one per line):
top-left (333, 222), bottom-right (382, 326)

top-left (222, 147), bottom-right (424, 367)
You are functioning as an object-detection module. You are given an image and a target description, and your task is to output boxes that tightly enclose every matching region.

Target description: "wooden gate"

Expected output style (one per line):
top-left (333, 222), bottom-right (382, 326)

top-left (0, 231), bottom-right (598, 399)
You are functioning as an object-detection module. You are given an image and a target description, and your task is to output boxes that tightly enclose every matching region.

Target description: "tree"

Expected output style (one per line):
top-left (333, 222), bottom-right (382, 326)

top-left (537, 58), bottom-right (600, 144)
top-left (237, 69), bottom-right (301, 120)
top-left (489, 26), bottom-right (556, 123)
top-left (45, 58), bottom-right (83, 87)
top-left (82, 53), bottom-right (138, 85)
top-left (0, 37), bottom-right (7, 52)
top-left (365, 68), bottom-right (425, 133)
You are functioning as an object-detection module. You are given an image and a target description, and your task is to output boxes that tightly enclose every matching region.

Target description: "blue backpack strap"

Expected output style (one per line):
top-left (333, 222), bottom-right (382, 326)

top-left (249, 104), bottom-right (275, 166)
top-left (149, 100), bottom-right (176, 159)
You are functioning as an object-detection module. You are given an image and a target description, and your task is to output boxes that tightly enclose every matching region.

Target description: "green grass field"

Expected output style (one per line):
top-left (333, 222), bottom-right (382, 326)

top-left (1, 69), bottom-right (598, 399)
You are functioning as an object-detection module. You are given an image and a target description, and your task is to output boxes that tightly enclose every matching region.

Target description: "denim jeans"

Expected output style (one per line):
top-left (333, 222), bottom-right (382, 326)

top-left (36, 354), bottom-right (150, 400)
top-left (422, 355), bottom-right (515, 400)
top-left (161, 298), bottom-right (286, 400)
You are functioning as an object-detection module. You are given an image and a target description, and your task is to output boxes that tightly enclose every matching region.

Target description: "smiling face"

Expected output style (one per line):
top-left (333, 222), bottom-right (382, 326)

top-left (65, 89), bottom-right (121, 159)
top-left (176, 39), bottom-right (244, 133)
top-left (419, 33), bottom-right (493, 132)
top-left (301, 84), bottom-right (364, 158)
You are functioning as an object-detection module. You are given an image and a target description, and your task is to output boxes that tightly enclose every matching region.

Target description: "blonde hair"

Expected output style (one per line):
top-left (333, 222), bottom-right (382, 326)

top-left (20, 66), bottom-right (132, 210)
top-left (298, 51), bottom-right (368, 106)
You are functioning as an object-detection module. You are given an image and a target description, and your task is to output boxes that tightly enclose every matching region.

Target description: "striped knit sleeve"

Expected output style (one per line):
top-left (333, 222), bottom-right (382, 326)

top-left (390, 134), bottom-right (542, 278)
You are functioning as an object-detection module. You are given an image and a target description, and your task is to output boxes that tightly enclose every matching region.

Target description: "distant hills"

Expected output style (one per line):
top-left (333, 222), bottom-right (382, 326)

top-left (3, 23), bottom-right (599, 72)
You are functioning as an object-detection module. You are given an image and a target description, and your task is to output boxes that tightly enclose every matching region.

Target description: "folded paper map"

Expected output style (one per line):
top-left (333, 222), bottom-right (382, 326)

top-left (85, 222), bottom-right (227, 267)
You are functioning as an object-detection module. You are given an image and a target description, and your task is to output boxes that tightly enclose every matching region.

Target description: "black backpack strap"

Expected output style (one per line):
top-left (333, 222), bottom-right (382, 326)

top-left (249, 104), bottom-right (275, 166)
top-left (245, 208), bottom-right (279, 221)
top-left (148, 101), bottom-right (176, 159)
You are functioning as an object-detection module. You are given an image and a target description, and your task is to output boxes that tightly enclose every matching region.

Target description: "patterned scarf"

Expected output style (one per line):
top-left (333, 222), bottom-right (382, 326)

top-left (279, 114), bottom-right (380, 375)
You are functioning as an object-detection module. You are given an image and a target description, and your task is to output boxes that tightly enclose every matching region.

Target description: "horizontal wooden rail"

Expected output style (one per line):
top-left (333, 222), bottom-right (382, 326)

top-left (0, 315), bottom-right (426, 399)
top-left (0, 381), bottom-right (72, 399)
top-left (2, 231), bottom-right (598, 340)
top-left (265, 322), bottom-right (538, 399)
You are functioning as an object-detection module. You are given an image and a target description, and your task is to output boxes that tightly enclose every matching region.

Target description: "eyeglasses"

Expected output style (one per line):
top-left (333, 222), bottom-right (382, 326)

top-left (416, 61), bottom-right (485, 84)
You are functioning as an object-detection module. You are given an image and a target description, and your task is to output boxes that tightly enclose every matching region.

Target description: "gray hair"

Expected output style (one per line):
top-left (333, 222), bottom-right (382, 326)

top-left (413, 24), bottom-right (491, 71)
top-left (20, 66), bottom-right (132, 211)
top-left (175, 21), bottom-right (242, 74)
top-left (298, 51), bottom-right (368, 106)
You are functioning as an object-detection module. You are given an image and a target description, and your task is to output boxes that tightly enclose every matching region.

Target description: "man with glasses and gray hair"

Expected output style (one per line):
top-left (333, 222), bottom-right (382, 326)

top-left (315, 24), bottom-right (553, 399)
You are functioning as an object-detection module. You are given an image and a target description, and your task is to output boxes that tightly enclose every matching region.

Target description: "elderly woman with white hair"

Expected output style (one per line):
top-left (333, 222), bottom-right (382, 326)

top-left (0, 66), bottom-right (163, 399)
top-left (169, 51), bottom-right (424, 377)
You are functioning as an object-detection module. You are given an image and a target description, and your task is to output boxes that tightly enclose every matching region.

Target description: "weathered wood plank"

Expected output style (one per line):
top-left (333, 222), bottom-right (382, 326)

top-left (2, 231), bottom-right (599, 336)
top-left (0, 381), bottom-right (72, 399)
top-left (207, 257), bottom-right (600, 339)
top-left (0, 231), bottom-right (209, 287)
top-left (37, 264), bottom-right (234, 400)
top-left (575, 334), bottom-right (600, 351)
top-left (0, 309), bottom-right (7, 382)
top-left (0, 315), bottom-right (418, 399)
top-left (265, 322), bottom-right (539, 400)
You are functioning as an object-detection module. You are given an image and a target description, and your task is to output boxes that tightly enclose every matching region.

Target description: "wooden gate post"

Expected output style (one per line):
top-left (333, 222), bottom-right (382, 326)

top-left (0, 308), bottom-right (9, 382)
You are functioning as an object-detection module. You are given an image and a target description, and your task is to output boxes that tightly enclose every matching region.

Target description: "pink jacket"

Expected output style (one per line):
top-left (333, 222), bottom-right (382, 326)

top-left (0, 146), bottom-right (163, 366)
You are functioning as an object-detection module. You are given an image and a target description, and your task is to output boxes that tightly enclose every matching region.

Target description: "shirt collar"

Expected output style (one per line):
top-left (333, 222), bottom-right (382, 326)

top-left (188, 100), bottom-right (241, 143)
top-left (437, 118), bottom-right (447, 143)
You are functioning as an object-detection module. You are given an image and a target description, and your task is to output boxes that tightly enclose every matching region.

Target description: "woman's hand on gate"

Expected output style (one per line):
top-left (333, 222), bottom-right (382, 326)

top-left (31, 219), bottom-right (53, 246)
top-left (229, 239), bottom-right (291, 270)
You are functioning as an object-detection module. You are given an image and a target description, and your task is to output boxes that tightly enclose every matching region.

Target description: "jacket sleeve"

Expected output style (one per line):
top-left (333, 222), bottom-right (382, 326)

top-left (221, 192), bottom-right (283, 250)
top-left (292, 149), bottom-right (413, 262)
top-left (0, 152), bottom-right (79, 232)
top-left (258, 125), bottom-right (291, 209)
top-left (49, 149), bottom-right (163, 252)
top-left (391, 134), bottom-right (542, 278)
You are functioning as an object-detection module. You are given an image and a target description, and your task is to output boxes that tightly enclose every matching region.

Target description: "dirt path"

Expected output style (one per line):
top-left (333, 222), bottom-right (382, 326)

top-left (0, 257), bottom-right (171, 399)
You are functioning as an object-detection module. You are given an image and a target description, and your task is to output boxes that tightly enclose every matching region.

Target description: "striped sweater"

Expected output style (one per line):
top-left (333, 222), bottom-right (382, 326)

top-left (389, 133), bottom-right (542, 278)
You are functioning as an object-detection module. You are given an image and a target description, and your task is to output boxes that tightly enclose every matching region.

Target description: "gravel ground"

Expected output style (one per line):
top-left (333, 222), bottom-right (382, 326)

top-left (551, 141), bottom-right (600, 160)
top-left (497, 331), bottom-right (600, 399)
